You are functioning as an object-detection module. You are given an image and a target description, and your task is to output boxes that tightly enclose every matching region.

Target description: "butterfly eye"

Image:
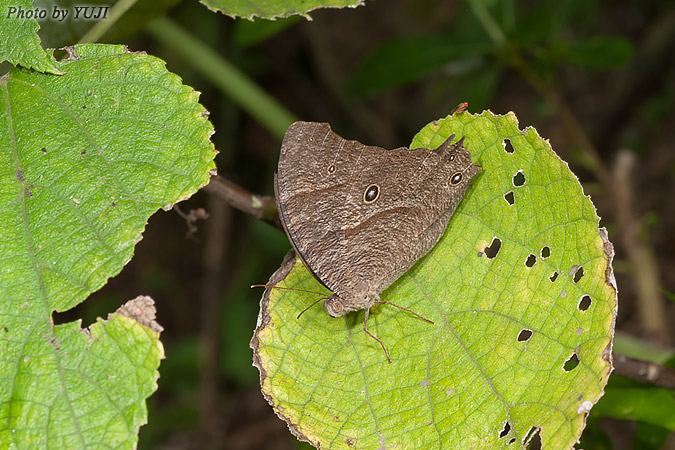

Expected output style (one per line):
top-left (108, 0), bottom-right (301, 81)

top-left (363, 184), bottom-right (380, 203)
top-left (328, 164), bottom-right (336, 174)
top-left (449, 154), bottom-right (455, 161)
top-left (450, 173), bottom-right (462, 185)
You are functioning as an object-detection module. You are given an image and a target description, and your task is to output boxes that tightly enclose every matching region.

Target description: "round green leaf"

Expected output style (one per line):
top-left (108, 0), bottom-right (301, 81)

top-left (0, 44), bottom-right (216, 447)
top-left (252, 111), bottom-right (616, 449)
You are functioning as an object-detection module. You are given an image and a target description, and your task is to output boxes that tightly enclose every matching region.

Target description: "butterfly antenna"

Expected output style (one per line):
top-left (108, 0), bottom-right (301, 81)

top-left (251, 284), bottom-right (325, 296)
top-left (251, 284), bottom-right (328, 321)
top-left (375, 300), bottom-right (434, 324)
top-left (364, 308), bottom-right (392, 363)
top-left (296, 297), bottom-right (326, 320)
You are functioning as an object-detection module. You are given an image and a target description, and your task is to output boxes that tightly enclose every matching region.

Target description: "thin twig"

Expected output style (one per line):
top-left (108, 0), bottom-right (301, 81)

top-left (613, 354), bottom-right (675, 389)
top-left (204, 175), bottom-right (282, 231)
top-left (78, 0), bottom-right (138, 44)
top-left (613, 150), bottom-right (669, 344)
top-left (197, 197), bottom-right (230, 445)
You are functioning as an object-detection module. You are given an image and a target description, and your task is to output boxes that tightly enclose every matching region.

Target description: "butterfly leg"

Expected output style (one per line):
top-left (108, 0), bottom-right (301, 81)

top-left (375, 300), bottom-right (434, 324)
top-left (363, 308), bottom-right (392, 363)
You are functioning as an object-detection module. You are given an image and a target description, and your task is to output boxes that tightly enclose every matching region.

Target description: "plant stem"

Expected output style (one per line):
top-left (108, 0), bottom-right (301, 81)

top-left (146, 17), bottom-right (296, 140)
top-left (466, 0), bottom-right (507, 47)
top-left (613, 354), bottom-right (675, 389)
top-left (78, 0), bottom-right (138, 44)
top-left (204, 175), bottom-right (281, 231)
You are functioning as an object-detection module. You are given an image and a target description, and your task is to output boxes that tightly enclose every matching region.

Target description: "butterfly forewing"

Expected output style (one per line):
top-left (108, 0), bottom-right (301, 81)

top-left (275, 121), bottom-right (481, 303)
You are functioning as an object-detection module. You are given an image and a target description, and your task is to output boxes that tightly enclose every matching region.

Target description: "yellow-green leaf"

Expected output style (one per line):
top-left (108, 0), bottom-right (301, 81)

top-left (252, 111), bottom-right (616, 449)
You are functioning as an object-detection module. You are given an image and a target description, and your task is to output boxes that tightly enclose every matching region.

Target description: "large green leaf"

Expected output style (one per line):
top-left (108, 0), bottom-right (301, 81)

top-left (252, 111), bottom-right (616, 449)
top-left (0, 0), bottom-right (60, 73)
top-left (200, 0), bottom-right (364, 20)
top-left (0, 44), bottom-right (216, 447)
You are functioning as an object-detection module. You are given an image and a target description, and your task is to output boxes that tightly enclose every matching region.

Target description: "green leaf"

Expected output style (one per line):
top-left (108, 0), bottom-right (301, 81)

top-left (0, 0), bottom-right (61, 73)
top-left (591, 387), bottom-right (675, 431)
top-left (252, 111), bottom-right (616, 449)
top-left (0, 44), bottom-right (216, 447)
top-left (200, 0), bottom-right (364, 20)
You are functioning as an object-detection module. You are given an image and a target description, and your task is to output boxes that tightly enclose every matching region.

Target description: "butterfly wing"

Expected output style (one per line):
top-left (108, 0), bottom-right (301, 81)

top-left (275, 121), bottom-right (481, 308)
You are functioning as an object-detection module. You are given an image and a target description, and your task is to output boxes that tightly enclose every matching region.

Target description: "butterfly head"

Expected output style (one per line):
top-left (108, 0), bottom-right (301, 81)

top-left (324, 292), bottom-right (379, 317)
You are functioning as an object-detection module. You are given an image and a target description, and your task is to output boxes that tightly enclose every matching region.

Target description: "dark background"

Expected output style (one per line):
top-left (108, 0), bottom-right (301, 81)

top-left (60, 0), bottom-right (675, 448)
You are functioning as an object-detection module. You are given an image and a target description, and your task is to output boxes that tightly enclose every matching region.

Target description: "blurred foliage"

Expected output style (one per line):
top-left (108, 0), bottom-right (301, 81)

top-left (592, 376), bottom-right (675, 431)
top-left (33, 0), bottom-right (181, 48)
top-left (347, 0), bottom-right (634, 105)
top-left (234, 16), bottom-right (301, 47)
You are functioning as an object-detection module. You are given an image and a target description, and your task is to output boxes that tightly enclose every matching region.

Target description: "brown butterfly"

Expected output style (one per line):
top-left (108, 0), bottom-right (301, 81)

top-left (260, 121), bottom-right (481, 361)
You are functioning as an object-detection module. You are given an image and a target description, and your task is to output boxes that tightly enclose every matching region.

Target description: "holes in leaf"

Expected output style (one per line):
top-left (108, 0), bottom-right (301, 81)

top-left (517, 329), bottom-right (533, 342)
top-left (499, 421), bottom-right (511, 438)
top-left (504, 191), bottom-right (515, 205)
top-left (540, 246), bottom-right (550, 259)
top-left (549, 272), bottom-right (558, 282)
top-left (574, 267), bottom-right (584, 283)
top-left (571, 265), bottom-right (584, 283)
top-left (484, 238), bottom-right (502, 259)
top-left (564, 353), bottom-right (580, 371)
top-left (524, 427), bottom-right (541, 449)
top-left (525, 254), bottom-right (536, 267)
top-left (503, 138), bottom-right (515, 154)
top-left (513, 171), bottom-right (526, 187)
top-left (578, 295), bottom-right (592, 311)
